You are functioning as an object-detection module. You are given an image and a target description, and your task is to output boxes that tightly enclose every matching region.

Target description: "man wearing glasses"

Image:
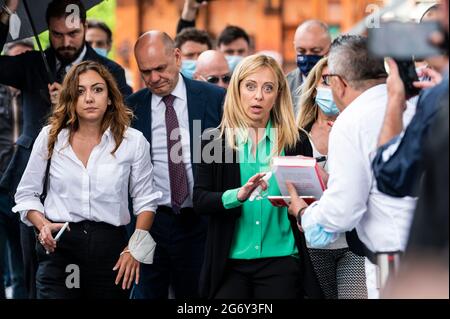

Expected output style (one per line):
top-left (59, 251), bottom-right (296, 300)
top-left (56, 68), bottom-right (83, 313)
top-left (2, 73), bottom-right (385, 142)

top-left (194, 50), bottom-right (231, 89)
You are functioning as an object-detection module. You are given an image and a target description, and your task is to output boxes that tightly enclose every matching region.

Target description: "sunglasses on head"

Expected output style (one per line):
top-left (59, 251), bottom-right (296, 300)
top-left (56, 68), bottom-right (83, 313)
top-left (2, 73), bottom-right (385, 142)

top-left (204, 74), bottom-right (232, 84)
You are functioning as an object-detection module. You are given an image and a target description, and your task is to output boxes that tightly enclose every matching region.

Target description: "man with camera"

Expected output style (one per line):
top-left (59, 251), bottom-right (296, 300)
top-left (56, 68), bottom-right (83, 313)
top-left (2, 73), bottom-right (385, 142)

top-left (372, 2), bottom-right (449, 199)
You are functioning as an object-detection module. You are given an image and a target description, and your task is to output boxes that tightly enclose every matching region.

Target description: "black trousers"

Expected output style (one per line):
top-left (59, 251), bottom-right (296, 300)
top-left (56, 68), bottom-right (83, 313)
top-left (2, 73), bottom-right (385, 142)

top-left (36, 221), bottom-right (129, 299)
top-left (215, 256), bottom-right (302, 299)
top-left (20, 223), bottom-right (37, 299)
top-left (132, 207), bottom-right (207, 299)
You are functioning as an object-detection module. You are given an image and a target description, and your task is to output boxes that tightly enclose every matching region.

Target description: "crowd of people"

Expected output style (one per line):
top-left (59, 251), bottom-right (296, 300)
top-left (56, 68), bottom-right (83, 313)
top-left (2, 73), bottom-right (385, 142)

top-left (0, 0), bottom-right (448, 300)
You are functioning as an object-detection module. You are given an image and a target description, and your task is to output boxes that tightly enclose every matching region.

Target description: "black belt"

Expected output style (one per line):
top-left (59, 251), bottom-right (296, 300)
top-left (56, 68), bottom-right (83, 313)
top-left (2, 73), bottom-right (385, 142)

top-left (68, 220), bottom-right (124, 231)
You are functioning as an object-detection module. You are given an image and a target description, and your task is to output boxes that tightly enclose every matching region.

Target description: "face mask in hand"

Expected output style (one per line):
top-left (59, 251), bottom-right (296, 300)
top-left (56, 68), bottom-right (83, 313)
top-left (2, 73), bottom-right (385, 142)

top-left (315, 87), bottom-right (340, 116)
top-left (304, 224), bottom-right (338, 248)
top-left (180, 60), bottom-right (197, 79)
top-left (297, 54), bottom-right (323, 77)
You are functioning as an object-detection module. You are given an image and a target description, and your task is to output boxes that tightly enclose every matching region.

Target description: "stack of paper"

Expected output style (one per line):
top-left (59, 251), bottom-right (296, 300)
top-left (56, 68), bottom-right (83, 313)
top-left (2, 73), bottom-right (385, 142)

top-left (268, 156), bottom-right (326, 207)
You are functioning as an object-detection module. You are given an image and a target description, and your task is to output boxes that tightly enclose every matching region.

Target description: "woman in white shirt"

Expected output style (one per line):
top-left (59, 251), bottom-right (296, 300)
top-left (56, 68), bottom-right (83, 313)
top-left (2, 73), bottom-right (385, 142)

top-left (13, 61), bottom-right (161, 299)
top-left (294, 57), bottom-right (367, 299)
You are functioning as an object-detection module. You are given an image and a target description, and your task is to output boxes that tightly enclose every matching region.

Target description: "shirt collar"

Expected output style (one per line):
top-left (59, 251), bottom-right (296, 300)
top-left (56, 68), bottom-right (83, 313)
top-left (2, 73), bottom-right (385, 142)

top-left (153, 73), bottom-right (186, 107)
top-left (237, 118), bottom-right (274, 146)
top-left (343, 84), bottom-right (387, 116)
top-left (56, 45), bottom-right (87, 72)
top-left (55, 126), bottom-right (112, 151)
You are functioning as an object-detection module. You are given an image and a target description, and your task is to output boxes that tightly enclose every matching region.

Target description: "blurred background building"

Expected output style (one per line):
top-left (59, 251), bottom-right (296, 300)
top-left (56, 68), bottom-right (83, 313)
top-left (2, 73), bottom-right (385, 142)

top-left (107, 0), bottom-right (438, 91)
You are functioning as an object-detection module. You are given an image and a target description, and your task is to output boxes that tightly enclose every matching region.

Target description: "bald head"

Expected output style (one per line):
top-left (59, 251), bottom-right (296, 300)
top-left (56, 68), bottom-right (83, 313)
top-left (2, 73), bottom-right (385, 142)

top-left (134, 30), bottom-right (182, 96)
top-left (194, 50), bottom-right (231, 89)
top-left (135, 30), bottom-right (175, 55)
top-left (294, 20), bottom-right (331, 56)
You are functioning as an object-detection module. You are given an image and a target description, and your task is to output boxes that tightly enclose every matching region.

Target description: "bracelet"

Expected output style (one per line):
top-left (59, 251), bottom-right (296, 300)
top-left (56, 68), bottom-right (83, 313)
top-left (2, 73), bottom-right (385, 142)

top-left (120, 249), bottom-right (131, 256)
top-left (296, 206), bottom-right (308, 225)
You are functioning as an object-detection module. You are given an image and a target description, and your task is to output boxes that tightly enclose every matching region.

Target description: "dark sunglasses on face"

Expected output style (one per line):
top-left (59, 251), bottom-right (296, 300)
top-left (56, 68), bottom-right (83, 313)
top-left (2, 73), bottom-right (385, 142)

top-left (204, 74), bottom-right (232, 84)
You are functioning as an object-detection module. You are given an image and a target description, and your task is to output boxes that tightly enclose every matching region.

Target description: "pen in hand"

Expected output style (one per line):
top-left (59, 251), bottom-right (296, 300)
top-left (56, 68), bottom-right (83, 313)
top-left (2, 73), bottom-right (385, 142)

top-left (45, 222), bottom-right (69, 255)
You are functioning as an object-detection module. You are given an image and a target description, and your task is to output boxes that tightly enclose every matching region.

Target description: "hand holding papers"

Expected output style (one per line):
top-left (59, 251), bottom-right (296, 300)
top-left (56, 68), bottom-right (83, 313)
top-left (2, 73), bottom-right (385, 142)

top-left (272, 156), bottom-right (326, 203)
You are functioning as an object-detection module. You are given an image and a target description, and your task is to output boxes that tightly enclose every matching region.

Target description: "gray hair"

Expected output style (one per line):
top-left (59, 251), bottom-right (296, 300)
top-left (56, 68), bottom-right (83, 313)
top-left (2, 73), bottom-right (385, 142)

top-left (328, 35), bottom-right (387, 90)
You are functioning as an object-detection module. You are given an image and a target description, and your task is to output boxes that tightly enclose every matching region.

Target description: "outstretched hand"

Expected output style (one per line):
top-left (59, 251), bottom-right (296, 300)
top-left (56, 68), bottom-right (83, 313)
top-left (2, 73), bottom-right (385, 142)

top-left (237, 172), bottom-right (268, 202)
top-left (182, 0), bottom-right (208, 21)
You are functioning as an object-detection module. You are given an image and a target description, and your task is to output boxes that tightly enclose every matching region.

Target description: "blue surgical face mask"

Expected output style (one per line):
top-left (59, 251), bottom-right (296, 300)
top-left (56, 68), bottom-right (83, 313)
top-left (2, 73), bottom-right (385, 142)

top-left (93, 47), bottom-right (108, 57)
top-left (180, 60), bottom-right (197, 79)
top-left (297, 54), bottom-right (323, 77)
top-left (226, 55), bottom-right (244, 72)
top-left (315, 87), bottom-right (340, 116)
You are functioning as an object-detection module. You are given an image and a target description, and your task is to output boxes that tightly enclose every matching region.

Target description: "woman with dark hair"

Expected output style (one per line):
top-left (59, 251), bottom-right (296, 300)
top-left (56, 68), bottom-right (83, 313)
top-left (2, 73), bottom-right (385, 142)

top-left (13, 61), bottom-right (161, 299)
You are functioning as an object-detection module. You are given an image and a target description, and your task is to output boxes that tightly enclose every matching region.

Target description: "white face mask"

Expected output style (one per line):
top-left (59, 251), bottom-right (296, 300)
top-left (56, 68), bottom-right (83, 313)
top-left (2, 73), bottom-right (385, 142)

top-left (9, 13), bottom-right (21, 40)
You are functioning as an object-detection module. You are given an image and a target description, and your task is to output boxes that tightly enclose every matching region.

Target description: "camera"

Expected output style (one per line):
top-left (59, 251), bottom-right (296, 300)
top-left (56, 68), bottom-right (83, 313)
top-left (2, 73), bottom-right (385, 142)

top-left (368, 21), bottom-right (443, 60)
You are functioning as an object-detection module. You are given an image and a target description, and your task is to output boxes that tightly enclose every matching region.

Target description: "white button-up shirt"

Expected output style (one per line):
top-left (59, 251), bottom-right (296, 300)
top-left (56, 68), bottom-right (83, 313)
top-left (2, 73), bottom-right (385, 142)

top-left (56, 45), bottom-right (87, 74)
top-left (150, 74), bottom-right (194, 208)
top-left (302, 84), bottom-right (417, 253)
top-left (13, 126), bottom-right (161, 227)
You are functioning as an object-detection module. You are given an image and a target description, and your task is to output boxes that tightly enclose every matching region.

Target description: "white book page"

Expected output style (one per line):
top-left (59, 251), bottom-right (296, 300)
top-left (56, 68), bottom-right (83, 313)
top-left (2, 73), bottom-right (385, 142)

top-left (274, 165), bottom-right (324, 199)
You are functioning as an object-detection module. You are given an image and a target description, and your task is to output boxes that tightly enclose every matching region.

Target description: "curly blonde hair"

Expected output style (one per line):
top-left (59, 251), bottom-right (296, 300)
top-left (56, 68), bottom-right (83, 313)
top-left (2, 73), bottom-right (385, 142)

top-left (47, 61), bottom-right (133, 157)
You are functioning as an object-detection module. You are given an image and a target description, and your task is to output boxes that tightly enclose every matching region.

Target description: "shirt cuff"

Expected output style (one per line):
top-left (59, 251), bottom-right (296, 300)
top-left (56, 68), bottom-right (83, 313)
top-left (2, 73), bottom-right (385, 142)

top-left (12, 200), bottom-right (45, 227)
top-left (133, 191), bottom-right (162, 216)
top-left (381, 134), bottom-right (403, 163)
top-left (222, 188), bottom-right (243, 210)
top-left (301, 202), bottom-right (338, 248)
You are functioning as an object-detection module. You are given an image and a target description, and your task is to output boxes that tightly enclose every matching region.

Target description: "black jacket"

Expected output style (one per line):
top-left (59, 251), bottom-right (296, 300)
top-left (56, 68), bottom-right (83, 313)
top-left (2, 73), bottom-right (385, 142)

top-left (193, 130), bottom-right (323, 299)
top-left (0, 21), bottom-right (132, 193)
top-left (0, 85), bottom-right (21, 177)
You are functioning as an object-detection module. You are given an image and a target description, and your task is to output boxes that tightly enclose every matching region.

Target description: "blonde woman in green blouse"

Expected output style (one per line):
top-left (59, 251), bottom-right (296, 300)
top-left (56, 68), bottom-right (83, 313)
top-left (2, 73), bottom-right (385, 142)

top-left (194, 54), bottom-right (322, 299)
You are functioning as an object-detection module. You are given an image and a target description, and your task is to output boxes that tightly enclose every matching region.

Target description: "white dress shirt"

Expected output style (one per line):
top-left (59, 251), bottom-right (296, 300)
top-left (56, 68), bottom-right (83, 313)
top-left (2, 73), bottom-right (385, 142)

top-left (306, 131), bottom-right (348, 250)
top-left (13, 126), bottom-right (161, 227)
top-left (150, 74), bottom-right (194, 208)
top-left (302, 84), bottom-right (417, 253)
top-left (56, 45), bottom-right (87, 73)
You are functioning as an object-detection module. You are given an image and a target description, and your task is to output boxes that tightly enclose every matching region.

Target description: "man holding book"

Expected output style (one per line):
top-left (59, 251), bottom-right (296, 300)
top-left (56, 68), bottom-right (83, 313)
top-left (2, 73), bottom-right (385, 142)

top-left (286, 35), bottom-right (417, 299)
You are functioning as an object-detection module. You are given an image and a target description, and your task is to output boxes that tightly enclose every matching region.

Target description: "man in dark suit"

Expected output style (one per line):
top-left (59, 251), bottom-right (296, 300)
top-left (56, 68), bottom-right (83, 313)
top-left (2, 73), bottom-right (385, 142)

top-left (126, 31), bottom-right (224, 299)
top-left (0, 0), bottom-right (131, 298)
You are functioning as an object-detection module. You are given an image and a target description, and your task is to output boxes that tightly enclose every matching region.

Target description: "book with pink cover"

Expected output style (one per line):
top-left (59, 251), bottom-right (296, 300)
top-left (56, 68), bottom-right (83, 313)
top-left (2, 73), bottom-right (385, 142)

top-left (272, 156), bottom-right (326, 203)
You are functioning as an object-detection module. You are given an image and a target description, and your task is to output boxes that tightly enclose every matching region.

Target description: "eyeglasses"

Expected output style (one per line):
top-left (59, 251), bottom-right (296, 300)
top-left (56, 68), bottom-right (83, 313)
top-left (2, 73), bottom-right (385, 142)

top-left (321, 74), bottom-right (341, 86)
top-left (203, 74), bottom-right (232, 85)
